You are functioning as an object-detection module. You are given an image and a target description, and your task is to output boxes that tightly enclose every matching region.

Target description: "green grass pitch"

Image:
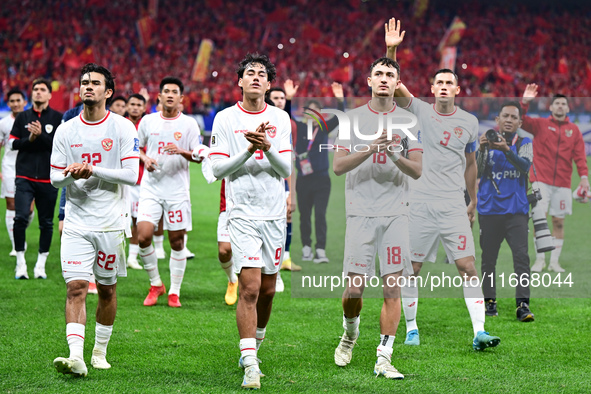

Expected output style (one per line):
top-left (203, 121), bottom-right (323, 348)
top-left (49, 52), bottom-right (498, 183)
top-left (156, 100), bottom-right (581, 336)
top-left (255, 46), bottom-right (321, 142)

top-left (1, 157), bottom-right (590, 393)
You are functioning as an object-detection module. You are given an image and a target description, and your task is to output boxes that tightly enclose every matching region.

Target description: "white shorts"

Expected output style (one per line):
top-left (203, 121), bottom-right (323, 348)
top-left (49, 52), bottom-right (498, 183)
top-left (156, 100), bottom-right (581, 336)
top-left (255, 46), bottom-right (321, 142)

top-left (137, 196), bottom-right (192, 232)
top-left (61, 227), bottom-right (127, 286)
top-left (410, 200), bottom-right (475, 263)
top-left (229, 217), bottom-right (286, 275)
top-left (217, 211), bottom-right (230, 243)
top-left (128, 184), bottom-right (140, 218)
top-left (0, 167), bottom-right (15, 198)
top-left (536, 182), bottom-right (572, 218)
top-left (343, 215), bottom-right (412, 278)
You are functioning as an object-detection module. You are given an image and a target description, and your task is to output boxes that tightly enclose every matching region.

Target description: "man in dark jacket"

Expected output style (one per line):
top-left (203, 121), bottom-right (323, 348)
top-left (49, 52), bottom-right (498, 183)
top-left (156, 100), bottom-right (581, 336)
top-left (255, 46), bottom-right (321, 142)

top-left (10, 78), bottom-right (63, 279)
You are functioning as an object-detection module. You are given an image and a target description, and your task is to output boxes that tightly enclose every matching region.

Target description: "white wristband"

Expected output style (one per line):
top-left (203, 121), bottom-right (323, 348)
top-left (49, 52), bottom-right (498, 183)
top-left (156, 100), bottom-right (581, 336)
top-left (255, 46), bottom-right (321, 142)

top-left (582, 175), bottom-right (588, 180)
top-left (388, 151), bottom-right (401, 162)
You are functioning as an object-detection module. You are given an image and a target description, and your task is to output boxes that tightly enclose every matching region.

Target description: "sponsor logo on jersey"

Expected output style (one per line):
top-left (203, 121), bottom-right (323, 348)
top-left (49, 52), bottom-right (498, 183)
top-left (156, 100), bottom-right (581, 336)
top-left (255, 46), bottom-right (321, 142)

top-left (174, 132), bottom-right (182, 141)
top-left (67, 261), bottom-right (82, 265)
top-left (267, 125), bottom-right (277, 138)
top-left (102, 138), bottom-right (113, 151)
top-left (70, 143), bottom-right (83, 148)
top-left (233, 129), bottom-right (249, 134)
top-left (247, 256), bottom-right (260, 261)
top-left (565, 129), bottom-right (573, 137)
top-left (45, 124), bottom-right (54, 133)
top-left (454, 127), bottom-right (463, 138)
top-left (133, 138), bottom-right (139, 151)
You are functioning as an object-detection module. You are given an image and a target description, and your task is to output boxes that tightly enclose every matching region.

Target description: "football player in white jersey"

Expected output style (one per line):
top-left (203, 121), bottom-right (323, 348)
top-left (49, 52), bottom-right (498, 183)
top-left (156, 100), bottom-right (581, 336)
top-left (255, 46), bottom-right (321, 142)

top-left (332, 57), bottom-right (422, 380)
top-left (385, 18), bottom-right (500, 350)
top-left (0, 88), bottom-right (28, 256)
top-left (137, 77), bottom-right (201, 308)
top-left (209, 53), bottom-right (292, 390)
top-left (50, 63), bottom-right (140, 376)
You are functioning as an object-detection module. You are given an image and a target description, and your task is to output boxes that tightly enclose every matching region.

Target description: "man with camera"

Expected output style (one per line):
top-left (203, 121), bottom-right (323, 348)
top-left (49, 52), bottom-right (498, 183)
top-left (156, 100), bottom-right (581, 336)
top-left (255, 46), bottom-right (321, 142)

top-left (477, 101), bottom-right (534, 322)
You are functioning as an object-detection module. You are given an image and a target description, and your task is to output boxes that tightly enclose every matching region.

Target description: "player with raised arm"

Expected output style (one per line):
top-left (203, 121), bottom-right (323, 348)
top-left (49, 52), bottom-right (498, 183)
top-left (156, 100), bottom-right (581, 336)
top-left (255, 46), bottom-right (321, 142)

top-left (333, 57), bottom-right (422, 380)
top-left (137, 77), bottom-right (202, 308)
top-left (521, 84), bottom-right (589, 273)
top-left (209, 53), bottom-right (292, 390)
top-left (385, 18), bottom-right (500, 350)
top-left (51, 63), bottom-right (139, 376)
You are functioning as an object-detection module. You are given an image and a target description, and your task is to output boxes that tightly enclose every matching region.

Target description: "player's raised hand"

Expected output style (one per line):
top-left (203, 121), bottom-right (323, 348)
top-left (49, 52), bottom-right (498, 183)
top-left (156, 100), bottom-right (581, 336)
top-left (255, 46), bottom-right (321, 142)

top-left (331, 82), bottom-right (344, 99)
top-left (385, 18), bottom-right (405, 49)
top-left (522, 83), bottom-right (538, 104)
top-left (284, 79), bottom-right (299, 100)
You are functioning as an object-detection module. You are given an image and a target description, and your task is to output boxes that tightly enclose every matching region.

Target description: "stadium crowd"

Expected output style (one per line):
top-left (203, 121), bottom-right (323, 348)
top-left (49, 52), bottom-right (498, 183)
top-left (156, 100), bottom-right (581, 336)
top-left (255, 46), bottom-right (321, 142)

top-left (2, 0), bottom-right (591, 114)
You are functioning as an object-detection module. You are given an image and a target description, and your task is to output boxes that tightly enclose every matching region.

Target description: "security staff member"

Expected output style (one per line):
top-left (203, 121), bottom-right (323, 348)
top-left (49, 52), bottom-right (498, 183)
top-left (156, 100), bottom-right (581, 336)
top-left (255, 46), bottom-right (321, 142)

top-left (10, 78), bottom-right (62, 279)
top-left (476, 101), bottom-right (534, 322)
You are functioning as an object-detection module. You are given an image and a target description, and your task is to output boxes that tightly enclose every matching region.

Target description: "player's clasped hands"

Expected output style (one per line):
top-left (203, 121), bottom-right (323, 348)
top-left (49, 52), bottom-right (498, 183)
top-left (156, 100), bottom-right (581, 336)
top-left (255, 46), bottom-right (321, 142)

top-left (27, 120), bottom-right (42, 141)
top-left (370, 130), bottom-right (390, 154)
top-left (63, 161), bottom-right (93, 180)
top-left (245, 121), bottom-right (272, 153)
top-left (162, 143), bottom-right (181, 155)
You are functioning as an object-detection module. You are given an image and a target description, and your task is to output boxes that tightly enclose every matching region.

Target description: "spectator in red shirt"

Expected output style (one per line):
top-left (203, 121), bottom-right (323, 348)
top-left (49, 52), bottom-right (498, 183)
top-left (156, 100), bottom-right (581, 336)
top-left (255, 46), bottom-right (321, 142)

top-left (521, 83), bottom-right (589, 273)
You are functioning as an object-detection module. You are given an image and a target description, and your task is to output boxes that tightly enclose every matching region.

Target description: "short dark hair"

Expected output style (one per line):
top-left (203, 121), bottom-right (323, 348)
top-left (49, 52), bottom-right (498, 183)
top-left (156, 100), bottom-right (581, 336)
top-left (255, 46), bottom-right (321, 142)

top-left (236, 53), bottom-right (277, 83)
top-left (5, 88), bottom-right (25, 102)
top-left (304, 99), bottom-right (322, 109)
top-left (499, 101), bottom-right (522, 117)
top-left (160, 77), bottom-right (184, 95)
top-left (111, 95), bottom-right (127, 105)
top-left (370, 57), bottom-right (401, 79)
top-left (32, 78), bottom-right (52, 93)
top-left (128, 93), bottom-right (147, 104)
top-left (79, 63), bottom-right (116, 98)
top-left (551, 94), bottom-right (568, 105)
top-left (268, 87), bottom-right (286, 95)
top-left (433, 68), bottom-right (459, 84)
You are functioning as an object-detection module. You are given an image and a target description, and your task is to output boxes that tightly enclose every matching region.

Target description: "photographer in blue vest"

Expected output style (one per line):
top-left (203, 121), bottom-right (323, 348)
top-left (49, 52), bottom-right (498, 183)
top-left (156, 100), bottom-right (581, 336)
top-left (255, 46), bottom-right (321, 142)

top-left (476, 101), bottom-right (534, 322)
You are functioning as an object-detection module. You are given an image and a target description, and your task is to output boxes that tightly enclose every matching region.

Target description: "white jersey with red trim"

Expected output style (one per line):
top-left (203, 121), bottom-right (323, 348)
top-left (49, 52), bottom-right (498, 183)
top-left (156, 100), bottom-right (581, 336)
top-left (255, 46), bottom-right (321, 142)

top-left (0, 114), bottom-right (17, 173)
top-left (403, 98), bottom-right (478, 201)
top-left (51, 112), bottom-right (139, 231)
top-left (209, 102), bottom-right (292, 220)
top-left (138, 111), bottom-right (201, 201)
top-left (334, 102), bottom-right (422, 217)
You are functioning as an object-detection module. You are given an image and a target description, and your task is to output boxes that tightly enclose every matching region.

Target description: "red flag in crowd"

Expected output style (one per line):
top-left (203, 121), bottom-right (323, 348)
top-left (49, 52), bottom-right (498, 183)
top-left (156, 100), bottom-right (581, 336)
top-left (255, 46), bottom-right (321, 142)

top-left (31, 41), bottom-right (46, 60)
top-left (495, 66), bottom-right (513, 82)
top-left (136, 16), bottom-right (155, 48)
top-left (266, 7), bottom-right (290, 23)
top-left (80, 47), bottom-right (96, 64)
top-left (61, 48), bottom-right (81, 69)
top-left (18, 20), bottom-right (40, 40)
top-left (301, 23), bottom-right (322, 41)
top-left (71, 18), bottom-right (84, 35)
top-left (191, 39), bottom-right (214, 82)
top-left (437, 16), bottom-right (466, 52)
top-left (311, 43), bottom-right (334, 58)
top-left (329, 65), bottom-right (353, 83)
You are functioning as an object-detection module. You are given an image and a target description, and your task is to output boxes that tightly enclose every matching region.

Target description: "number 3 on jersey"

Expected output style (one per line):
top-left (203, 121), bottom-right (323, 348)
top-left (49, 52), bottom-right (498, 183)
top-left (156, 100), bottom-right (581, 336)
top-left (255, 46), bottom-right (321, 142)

top-left (440, 131), bottom-right (451, 147)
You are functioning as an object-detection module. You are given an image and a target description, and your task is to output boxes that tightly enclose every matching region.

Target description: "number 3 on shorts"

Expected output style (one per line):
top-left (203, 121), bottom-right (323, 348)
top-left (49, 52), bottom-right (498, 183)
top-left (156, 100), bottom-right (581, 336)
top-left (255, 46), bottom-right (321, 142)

top-left (458, 235), bottom-right (467, 251)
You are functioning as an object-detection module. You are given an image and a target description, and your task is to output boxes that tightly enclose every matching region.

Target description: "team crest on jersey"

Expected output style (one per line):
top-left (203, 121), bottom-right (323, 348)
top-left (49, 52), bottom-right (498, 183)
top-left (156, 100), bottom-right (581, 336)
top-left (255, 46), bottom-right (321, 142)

top-left (565, 129), bottom-right (573, 137)
top-left (392, 134), bottom-right (402, 145)
top-left (454, 127), bottom-right (463, 138)
top-left (267, 125), bottom-right (277, 138)
top-left (102, 138), bottom-right (113, 151)
top-left (174, 132), bottom-right (182, 141)
top-left (45, 124), bottom-right (54, 134)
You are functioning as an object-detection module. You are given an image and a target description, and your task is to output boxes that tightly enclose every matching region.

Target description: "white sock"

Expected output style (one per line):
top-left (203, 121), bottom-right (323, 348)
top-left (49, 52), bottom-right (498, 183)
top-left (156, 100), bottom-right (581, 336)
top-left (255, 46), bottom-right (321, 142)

top-left (256, 327), bottom-right (266, 351)
top-left (28, 211), bottom-right (35, 227)
top-left (169, 249), bottom-right (186, 295)
top-left (66, 323), bottom-right (85, 360)
top-left (140, 245), bottom-right (162, 286)
top-left (153, 235), bottom-right (164, 251)
top-left (343, 314), bottom-right (360, 338)
top-left (16, 251), bottom-right (26, 267)
top-left (239, 338), bottom-right (258, 367)
top-left (550, 238), bottom-right (564, 263)
top-left (5, 210), bottom-right (15, 249)
top-left (220, 257), bottom-right (238, 283)
top-left (535, 252), bottom-right (545, 262)
top-left (283, 250), bottom-right (291, 262)
top-left (463, 279), bottom-right (485, 337)
top-left (401, 277), bottom-right (419, 332)
top-left (93, 322), bottom-right (113, 357)
top-left (183, 233), bottom-right (189, 249)
top-left (376, 334), bottom-right (395, 362)
top-left (36, 252), bottom-right (49, 269)
top-left (129, 243), bottom-right (139, 260)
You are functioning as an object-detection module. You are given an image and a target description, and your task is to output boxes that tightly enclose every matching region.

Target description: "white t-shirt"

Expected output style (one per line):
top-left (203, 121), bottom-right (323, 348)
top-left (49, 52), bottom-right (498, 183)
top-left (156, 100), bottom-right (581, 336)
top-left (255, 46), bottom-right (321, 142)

top-left (209, 102), bottom-right (292, 220)
top-left (51, 111), bottom-right (139, 231)
top-left (403, 98), bottom-right (478, 201)
top-left (0, 114), bottom-right (17, 173)
top-left (334, 102), bottom-right (422, 217)
top-left (137, 111), bottom-right (201, 201)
